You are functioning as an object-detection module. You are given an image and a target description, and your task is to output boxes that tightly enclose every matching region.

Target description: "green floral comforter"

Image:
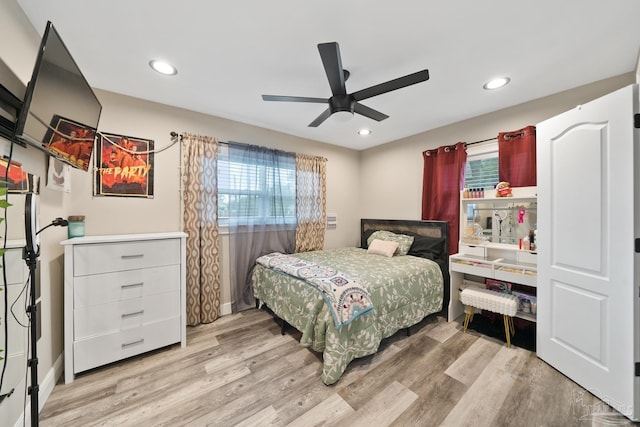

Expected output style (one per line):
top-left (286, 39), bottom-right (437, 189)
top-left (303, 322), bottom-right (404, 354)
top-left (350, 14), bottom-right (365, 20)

top-left (251, 247), bottom-right (444, 385)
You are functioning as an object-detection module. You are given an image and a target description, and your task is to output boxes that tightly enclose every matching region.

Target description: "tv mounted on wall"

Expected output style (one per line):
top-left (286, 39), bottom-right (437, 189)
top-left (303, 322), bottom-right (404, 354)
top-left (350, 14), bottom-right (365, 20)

top-left (14, 21), bottom-right (102, 172)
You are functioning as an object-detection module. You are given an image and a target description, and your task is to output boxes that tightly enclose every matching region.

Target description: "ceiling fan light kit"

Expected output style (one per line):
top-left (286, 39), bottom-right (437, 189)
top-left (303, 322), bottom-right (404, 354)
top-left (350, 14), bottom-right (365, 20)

top-left (332, 110), bottom-right (354, 122)
top-left (262, 42), bottom-right (429, 127)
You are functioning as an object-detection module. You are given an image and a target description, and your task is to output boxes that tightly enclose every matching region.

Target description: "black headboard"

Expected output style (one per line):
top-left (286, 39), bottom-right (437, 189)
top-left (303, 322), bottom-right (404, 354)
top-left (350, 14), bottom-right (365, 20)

top-left (360, 219), bottom-right (450, 320)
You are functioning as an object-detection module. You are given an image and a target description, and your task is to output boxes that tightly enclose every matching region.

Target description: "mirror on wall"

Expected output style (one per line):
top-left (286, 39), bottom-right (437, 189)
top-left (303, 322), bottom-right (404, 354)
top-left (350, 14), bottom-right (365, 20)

top-left (463, 201), bottom-right (538, 246)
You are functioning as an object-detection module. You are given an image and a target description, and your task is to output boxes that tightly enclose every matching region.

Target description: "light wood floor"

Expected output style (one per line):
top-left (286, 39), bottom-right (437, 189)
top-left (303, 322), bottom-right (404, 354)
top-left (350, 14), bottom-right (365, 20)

top-left (40, 309), bottom-right (634, 426)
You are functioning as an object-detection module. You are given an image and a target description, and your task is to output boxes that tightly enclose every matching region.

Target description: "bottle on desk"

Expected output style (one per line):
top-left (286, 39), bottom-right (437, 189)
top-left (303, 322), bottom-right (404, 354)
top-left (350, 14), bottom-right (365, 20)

top-left (528, 229), bottom-right (536, 251)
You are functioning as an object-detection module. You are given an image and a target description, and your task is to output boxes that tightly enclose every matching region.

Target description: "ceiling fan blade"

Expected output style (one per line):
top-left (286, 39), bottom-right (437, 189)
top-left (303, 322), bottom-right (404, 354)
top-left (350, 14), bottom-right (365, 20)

top-left (352, 69), bottom-right (429, 101)
top-left (318, 42), bottom-right (347, 96)
top-left (354, 102), bottom-right (389, 122)
top-left (262, 95), bottom-right (328, 103)
top-left (308, 108), bottom-right (332, 127)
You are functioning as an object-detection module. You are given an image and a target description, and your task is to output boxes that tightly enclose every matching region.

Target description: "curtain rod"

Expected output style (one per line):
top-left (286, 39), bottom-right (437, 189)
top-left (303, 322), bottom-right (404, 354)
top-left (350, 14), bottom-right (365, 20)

top-left (465, 137), bottom-right (497, 146)
top-left (173, 131), bottom-right (507, 149)
top-left (466, 129), bottom-right (526, 146)
top-left (170, 132), bottom-right (328, 161)
top-left (170, 131), bottom-right (229, 145)
top-left (173, 131), bottom-right (498, 155)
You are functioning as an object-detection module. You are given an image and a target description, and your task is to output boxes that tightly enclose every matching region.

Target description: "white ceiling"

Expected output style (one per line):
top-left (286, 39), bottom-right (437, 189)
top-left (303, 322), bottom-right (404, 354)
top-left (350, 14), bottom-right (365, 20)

top-left (15, 0), bottom-right (640, 150)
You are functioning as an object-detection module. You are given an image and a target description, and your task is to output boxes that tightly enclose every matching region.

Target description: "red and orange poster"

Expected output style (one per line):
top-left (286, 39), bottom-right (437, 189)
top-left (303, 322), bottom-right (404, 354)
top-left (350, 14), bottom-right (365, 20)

top-left (94, 132), bottom-right (154, 198)
top-left (44, 115), bottom-right (97, 172)
top-left (0, 156), bottom-right (40, 193)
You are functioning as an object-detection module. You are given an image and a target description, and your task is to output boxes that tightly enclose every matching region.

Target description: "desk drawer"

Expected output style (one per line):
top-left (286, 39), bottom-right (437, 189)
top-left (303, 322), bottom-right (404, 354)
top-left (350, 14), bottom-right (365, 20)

top-left (74, 290), bottom-right (180, 339)
top-left (458, 244), bottom-right (487, 258)
top-left (73, 239), bottom-right (180, 276)
top-left (495, 266), bottom-right (537, 287)
top-left (73, 265), bottom-right (180, 308)
top-left (73, 317), bottom-right (180, 374)
top-left (450, 259), bottom-right (494, 276)
top-left (517, 251), bottom-right (537, 265)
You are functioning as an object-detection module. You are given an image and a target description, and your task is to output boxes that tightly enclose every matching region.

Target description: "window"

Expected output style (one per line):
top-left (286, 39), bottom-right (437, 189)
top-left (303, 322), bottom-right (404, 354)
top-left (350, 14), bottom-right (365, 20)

top-left (465, 142), bottom-right (498, 190)
top-left (217, 144), bottom-right (296, 226)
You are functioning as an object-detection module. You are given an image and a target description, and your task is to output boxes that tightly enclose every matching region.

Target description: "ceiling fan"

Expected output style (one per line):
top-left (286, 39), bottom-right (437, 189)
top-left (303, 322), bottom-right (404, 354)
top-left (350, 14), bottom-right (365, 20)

top-left (262, 42), bottom-right (430, 127)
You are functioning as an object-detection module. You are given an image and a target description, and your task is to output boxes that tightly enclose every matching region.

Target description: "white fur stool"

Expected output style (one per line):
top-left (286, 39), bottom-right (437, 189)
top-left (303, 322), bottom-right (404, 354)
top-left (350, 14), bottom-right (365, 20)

top-left (460, 287), bottom-right (519, 347)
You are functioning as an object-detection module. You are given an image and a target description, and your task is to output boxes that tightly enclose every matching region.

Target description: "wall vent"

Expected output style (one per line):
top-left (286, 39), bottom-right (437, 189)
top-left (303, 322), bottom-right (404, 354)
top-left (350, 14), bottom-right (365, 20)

top-left (326, 213), bottom-right (337, 229)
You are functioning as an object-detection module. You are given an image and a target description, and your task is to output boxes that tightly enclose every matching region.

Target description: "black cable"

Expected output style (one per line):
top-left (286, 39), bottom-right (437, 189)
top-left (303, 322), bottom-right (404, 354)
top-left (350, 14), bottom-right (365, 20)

top-left (0, 127), bottom-right (17, 397)
top-left (11, 276), bottom-right (30, 328)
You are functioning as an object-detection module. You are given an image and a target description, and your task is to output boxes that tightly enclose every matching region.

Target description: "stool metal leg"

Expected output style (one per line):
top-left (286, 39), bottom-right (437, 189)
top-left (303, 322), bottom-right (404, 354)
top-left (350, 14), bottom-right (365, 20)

top-left (503, 315), bottom-right (513, 348)
top-left (463, 306), bottom-right (474, 332)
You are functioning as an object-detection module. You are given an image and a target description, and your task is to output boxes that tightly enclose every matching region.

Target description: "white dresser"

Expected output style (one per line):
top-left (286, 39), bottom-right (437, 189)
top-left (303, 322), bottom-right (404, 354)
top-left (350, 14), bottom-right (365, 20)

top-left (61, 232), bottom-right (187, 384)
top-left (0, 240), bottom-right (29, 424)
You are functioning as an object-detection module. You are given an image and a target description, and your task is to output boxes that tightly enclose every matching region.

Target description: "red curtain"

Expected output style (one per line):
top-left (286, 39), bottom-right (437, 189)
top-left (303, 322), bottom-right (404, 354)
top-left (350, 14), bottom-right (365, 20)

top-left (421, 142), bottom-right (467, 254)
top-left (498, 125), bottom-right (536, 187)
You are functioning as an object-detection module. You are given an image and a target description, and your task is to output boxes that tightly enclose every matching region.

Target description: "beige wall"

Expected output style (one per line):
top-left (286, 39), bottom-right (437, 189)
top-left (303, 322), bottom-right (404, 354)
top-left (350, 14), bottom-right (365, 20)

top-left (359, 73), bottom-right (634, 220)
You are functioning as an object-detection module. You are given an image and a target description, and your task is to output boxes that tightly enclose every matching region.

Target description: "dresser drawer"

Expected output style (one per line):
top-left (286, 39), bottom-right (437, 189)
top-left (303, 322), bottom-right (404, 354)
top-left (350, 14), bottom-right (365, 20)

top-left (73, 265), bottom-right (180, 308)
top-left (74, 290), bottom-right (180, 339)
top-left (1, 283), bottom-right (27, 357)
top-left (73, 239), bottom-right (180, 277)
top-left (73, 317), bottom-right (181, 374)
top-left (4, 248), bottom-right (25, 285)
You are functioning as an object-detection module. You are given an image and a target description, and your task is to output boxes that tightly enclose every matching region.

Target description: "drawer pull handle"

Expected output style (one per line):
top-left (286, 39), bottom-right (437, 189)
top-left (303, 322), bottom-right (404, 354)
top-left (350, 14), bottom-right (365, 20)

top-left (122, 310), bottom-right (144, 318)
top-left (122, 339), bottom-right (144, 348)
top-left (121, 282), bottom-right (144, 289)
top-left (121, 254), bottom-right (144, 259)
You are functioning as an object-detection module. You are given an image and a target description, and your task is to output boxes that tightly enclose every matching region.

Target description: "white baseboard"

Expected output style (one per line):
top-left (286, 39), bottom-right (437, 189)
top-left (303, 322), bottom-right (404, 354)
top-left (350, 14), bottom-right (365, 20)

top-left (220, 302), bottom-right (233, 316)
top-left (15, 353), bottom-right (63, 427)
top-left (41, 353), bottom-right (63, 408)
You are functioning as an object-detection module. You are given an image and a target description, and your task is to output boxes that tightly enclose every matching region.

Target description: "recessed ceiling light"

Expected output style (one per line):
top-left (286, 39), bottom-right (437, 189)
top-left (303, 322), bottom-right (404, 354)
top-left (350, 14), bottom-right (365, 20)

top-left (358, 128), bottom-right (371, 136)
top-left (483, 77), bottom-right (510, 90)
top-left (149, 59), bottom-right (177, 76)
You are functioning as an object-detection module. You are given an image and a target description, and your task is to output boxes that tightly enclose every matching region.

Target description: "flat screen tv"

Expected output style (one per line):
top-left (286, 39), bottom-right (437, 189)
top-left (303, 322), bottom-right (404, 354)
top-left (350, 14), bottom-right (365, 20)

top-left (14, 21), bottom-right (102, 172)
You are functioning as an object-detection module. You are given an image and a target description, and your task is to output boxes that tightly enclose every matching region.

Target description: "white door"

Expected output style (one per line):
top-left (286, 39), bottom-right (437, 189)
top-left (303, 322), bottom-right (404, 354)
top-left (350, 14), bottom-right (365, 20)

top-left (537, 84), bottom-right (639, 420)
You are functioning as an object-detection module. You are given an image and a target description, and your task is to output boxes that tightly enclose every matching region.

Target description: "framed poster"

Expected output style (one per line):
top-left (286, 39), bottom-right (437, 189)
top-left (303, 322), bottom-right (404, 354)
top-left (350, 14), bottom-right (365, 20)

top-left (94, 132), bottom-right (154, 198)
top-left (44, 115), bottom-right (96, 171)
top-left (0, 156), bottom-right (40, 194)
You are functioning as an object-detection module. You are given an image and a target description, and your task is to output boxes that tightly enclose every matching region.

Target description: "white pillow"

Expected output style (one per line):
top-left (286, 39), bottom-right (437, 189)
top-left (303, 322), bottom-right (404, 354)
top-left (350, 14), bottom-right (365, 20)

top-left (367, 239), bottom-right (399, 257)
top-left (367, 230), bottom-right (414, 256)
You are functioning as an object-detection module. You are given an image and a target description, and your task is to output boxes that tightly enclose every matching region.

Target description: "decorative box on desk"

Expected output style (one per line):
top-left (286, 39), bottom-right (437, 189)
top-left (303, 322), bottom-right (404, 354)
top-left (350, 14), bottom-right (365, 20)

top-left (448, 186), bottom-right (538, 322)
top-left (61, 232), bottom-right (187, 384)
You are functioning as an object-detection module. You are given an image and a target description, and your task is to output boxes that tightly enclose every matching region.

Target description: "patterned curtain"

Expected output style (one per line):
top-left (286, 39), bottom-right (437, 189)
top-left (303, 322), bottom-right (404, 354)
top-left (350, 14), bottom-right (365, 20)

top-left (498, 125), bottom-right (536, 187)
top-left (421, 142), bottom-right (467, 254)
top-left (181, 132), bottom-right (221, 325)
top-left (295, 153), bottom-right (327, 252)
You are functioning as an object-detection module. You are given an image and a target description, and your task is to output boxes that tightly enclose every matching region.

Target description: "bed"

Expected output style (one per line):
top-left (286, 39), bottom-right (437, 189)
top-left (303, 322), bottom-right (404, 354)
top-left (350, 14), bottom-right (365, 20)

top-left (251, 219), bottom-right (450, 385)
